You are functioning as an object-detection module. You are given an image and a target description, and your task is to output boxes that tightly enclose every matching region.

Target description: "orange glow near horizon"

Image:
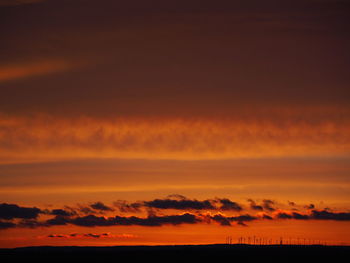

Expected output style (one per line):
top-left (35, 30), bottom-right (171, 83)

top-left (1, 111), bottom-right (349, 247)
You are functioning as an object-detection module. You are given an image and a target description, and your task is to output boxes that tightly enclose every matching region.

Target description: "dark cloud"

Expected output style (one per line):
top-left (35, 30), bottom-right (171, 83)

top-left (84, 233), bottom-right (110, 238)
top-left (210, 213), bottom-right (257, 226)
top-left (262, 214), bottom-right (273, 220)
top-left (46, 232), bottom-right (133, 239)
top-left (71, 215), bottom-right (114, 227)
top-left (50, 209), bottom-right (75, 217)
top-left (0, 220), bottom-right (16, 229)
top-left (90, 202), bottom-right (114, 212)
top-left (113, 213), bottom-right (199, 227)
top-left (46, 213), bottom-right (201, 227)
top-left (248, 199), bottom-right (277, 212)
top-left (292, 212), bottom-right (309, 220)
top-left (46, 215), bottom-right (69, 226)
top-left (47, 234), bottom-right (66, 238)
top-left (144, 198), bottom-right (215, 210)
top-left (275, 212), bottom-right (310, 220)
top-left (311, 209), bottom-right (350, 221)
top-left (0, 203), bottom-right (42, 220)
top-left (276, 212), bottom-right (293, 219)
top-left (114, 200), bottom-right (142, 213)
top-left (216, 199), bottom-right (242, 211)
top-left (60, 213), bottom-right (200, 227)
top-left (305, 204), bottom-right (315, 209)
top-left (211, 214), bottom-right (232, 226)
top-left (237, 221), bottom-right (248, 227)
top-left (262, 200), bottom-right (276, 212)
top-left (78, 205), bottom-right (96, 215)
top-left (17, 219), bottom-right (46, 228)
top-left (232, 214), bottom-right (257, 222)
top-left (247, 199), bottom-right (263, 211)
top-left (275, 210), bottom-right (350, 221)
top-left (2, 200), bottom-right (350, 231)
top-left (44, 218), bottom-right (100, 228)
top-left (117, 196), bottom-right (242, 212)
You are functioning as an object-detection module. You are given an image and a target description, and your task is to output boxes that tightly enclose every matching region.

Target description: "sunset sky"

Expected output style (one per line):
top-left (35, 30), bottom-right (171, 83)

top-left (0, 0), bottom-right (350, 248)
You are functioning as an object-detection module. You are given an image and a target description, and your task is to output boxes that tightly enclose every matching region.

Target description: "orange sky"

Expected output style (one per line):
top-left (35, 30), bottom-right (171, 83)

top-left (0, 0), bottom-right (349, 248)
top-left (0, 109), bottom-right (349, 162)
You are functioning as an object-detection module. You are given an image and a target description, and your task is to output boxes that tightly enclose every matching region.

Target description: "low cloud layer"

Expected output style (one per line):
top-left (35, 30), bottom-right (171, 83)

top-left (41, 213), bottom-right (200, 228)
top-left (1, 196), bottom-right (350, 230)
top-left (46, 232), bottom-right (136, 239)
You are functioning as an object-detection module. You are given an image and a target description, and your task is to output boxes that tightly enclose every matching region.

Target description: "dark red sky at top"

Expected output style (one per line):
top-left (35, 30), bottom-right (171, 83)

top-left (0, 0), bottom-right (349, 117)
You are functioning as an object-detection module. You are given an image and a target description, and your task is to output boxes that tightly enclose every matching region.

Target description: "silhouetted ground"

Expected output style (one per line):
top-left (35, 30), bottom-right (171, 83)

top-left (1, 244), bottom-right (349, 262)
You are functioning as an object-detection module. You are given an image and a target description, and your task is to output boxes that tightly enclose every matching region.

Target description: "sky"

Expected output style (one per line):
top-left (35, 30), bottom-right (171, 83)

top-left (0, 0), bottom-right (350, 247)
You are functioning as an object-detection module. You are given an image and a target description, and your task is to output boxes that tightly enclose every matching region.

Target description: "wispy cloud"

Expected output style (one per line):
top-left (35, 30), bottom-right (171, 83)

top-left (0, 112), bottom-right (349, 163)
top-left (0, 60), bottom-right (75, 83)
